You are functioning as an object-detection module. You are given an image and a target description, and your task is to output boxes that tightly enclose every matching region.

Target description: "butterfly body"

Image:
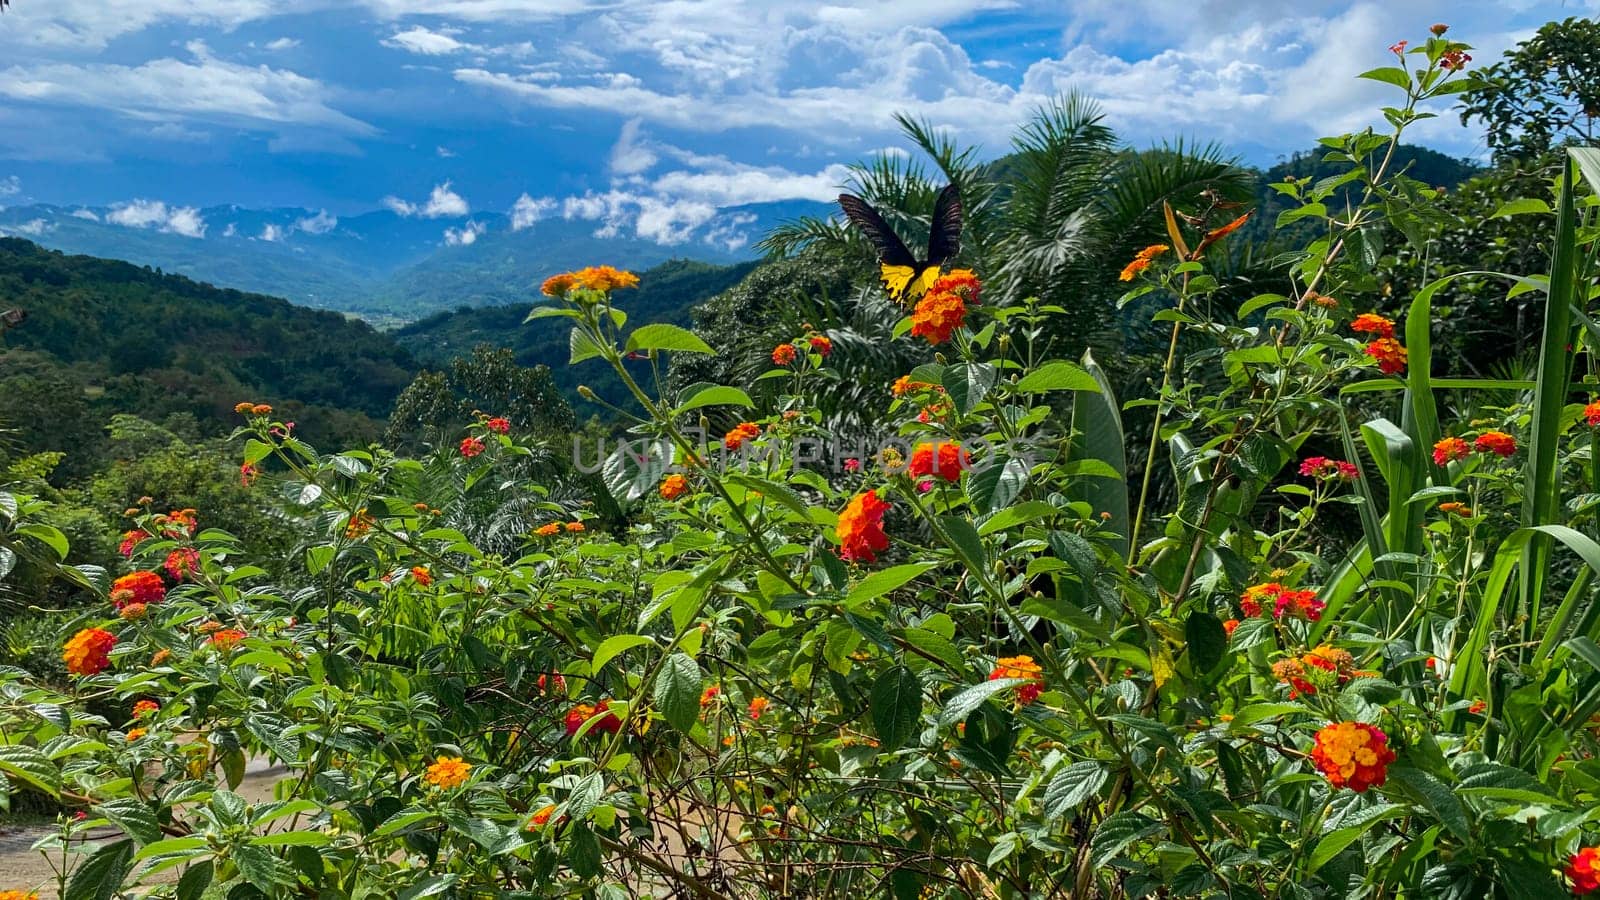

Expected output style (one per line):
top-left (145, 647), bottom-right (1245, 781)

top-left (837, 183), bottom-right (962, 305)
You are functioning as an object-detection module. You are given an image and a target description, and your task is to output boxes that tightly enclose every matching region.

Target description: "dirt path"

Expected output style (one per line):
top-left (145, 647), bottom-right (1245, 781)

top-left (0, 757), bottom-right (288, 898)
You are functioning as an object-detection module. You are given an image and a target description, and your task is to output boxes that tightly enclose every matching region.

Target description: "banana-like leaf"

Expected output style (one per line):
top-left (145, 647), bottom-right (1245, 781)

top-left (1069, 349), bottom-right (1130, 556)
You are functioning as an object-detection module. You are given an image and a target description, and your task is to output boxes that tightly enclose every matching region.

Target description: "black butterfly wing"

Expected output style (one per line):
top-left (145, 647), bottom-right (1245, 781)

top-left (838, 194), bottom-right (917, 268)
top-left (926, 182), bottom-right (962, 265)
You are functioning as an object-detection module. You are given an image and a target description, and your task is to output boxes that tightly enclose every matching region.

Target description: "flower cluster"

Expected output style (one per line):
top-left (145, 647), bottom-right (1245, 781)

top-left (132, 700), bottom-right (159, 718)
top-left (1568, 847), bottom-right (1600, 895)
top-left (164, 548), bottom-right (199, 581)
top-left (424, 756), bottom-right (472, 789)
top-left (111, 571), bottom-right (166, 610)
top-left (724, 421), bottom-right (761, 451)
top-left (909, 442), bottom-right (971, 483)
top-left (836, 491), bottom-right (891, 564)
top-left (1309, 721), bottom-right (1396, 792)
top-left (209, 629), bottom-right (247, 652)
top-left (1239, 582), bottom-right (1324, 622)
top-left (63, 628), bottom-right (117, 676)
top-left (989, 655), bottom-right (1045, 705)
top-left (909, 270), bottom-right (981, 345)
top-left (1270, 646), bottom-right (1371, 699)
top-left (659, 473), bottom-right (689, 500)
top-left (541, 265), bottom-right (640, 296)
top-left (1433, 431), bottom-right (1517, 463)
top-left (460, 436), bottom-right (486, 458)
top-left (565, 700), bottom-right (623, 736)
top-left (1119, 244), bottom-right (1170, 281)
top-left (1298, 456), bottom-right (1358, 482)
top-left (118, 529), bottom-right (149, 558)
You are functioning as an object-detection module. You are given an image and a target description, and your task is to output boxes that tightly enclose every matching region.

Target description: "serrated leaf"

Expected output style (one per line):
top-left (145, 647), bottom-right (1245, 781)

top-left (63, 838), bottom-right (133, 900)
top-left (95, 797), bottom-right (161, 846)
top-left (654, 652), bottom-right (701, 734)
top-left (846, 563), bottom-right (935, 608)
top-left (1185, 611), bottom-right (1227, 675)
top-left (939, 679), bottom-right (1022, 726)
top-left (1042, 761), bottom-right (1108, 822)
top-left (870, 666), bottom-right (923, 752)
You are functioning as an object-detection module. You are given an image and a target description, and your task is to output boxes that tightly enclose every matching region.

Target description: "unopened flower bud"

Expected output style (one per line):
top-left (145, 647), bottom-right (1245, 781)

top-left (1429, 23), bottom-right (1448, 35)
top-left (577, 385), bottom-right (597, 401)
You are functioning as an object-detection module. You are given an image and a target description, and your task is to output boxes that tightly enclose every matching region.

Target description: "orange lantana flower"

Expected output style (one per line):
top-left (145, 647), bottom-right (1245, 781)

top-left (1119, 244), bottom-right (1169, 281)
top-left (909, 289), bottom-right (967, 345)
top-left (989, 655), bottom-right (1044, 705)
top-left (1363, 338), bottom-right (1407, 375)
top-left (772, 343), bottom-right (797, 366)
top-left (1350, 313), bottom-right (1396, 339)
top-left (1432, 436), bottom-right (1470, 465)
top-left (64, 628), bottom-right (117, 676)
top-left (659, 474), bottom-right (689, 500)
top-left (572, 265), bottom-right (639, 292)
top-left (1474, 430), bottom-right (1516, 457)
top-left (724, 422), bottom-right (761, 451)
top-left (424, 756), bottom-right (472, 789)
top-left (908, 442), bottom-right (970, 482)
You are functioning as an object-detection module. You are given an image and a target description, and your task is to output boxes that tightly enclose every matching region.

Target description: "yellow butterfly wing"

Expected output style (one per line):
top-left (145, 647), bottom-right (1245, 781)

top-left (880, 264), bottom-right (942, 305)
top-left (879, 264), bottom-right (916, 303)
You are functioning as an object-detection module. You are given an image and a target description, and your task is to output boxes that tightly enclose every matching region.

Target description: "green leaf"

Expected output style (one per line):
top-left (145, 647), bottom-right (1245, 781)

top-left (592, 634), bottom-right (656, 672)
top-left (625, 323), bottom-right (715, 355)
top-left (869, 666), bottom-right (923, 752)
top-left (1307, 806), bottom-right (1408, 874)
top-left (569, 327), bottom-right (607, 364)
top-left (1090, 811), bottom-right (1161, 868)
top-left (938, 679), bottom-right (1022, 726)
top-left (0, 744), bottom-right (59, 797)
top-left (1185, 611), bottom-right (1227, 675)
top-left (1387, 766), bottom-right (1469, 841)
top-left (1016, 361), bottom-right (1099, 394)
top-left (95, 798), bottom-right (161, 846)
top-left (942, 362), bottom-right (998, 415)
top-left (1490, 198), bottom-right (1552, 219)
top-left (846, 563), bottom-right (935, 608)
top-left (1042, 761), bottom-right (1108, 822)
top-left (673, 385), bottom-right (754, 415)
top-left (64, 839), bottom-right (133, 900)
top-left (232, 843), bottom-right (293, 887)
top-left (250, 830), bottom-right (331, 847)
top-left (371, 809), bottom-right (440, 838)
top-left (968, 456), bottom-right (1029, 515)
top-left (398, 874), bottom-right (461, 900)
top-left (938, 516), bottom-right (986, 573)
top-left (1069, 349), bottom-right (1128, 550)
top-left (241, 439), bottom-right (274, 466)
top-left (654, 653), bottom-right (702, 734)
top-left (1357, 66), bottom-right (1410, 89)
top-left (175, 860), bottom-right (213, 900)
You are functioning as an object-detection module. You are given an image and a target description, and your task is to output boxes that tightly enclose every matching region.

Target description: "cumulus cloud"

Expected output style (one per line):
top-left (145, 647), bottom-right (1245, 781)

top-left (260, 223), bottom-right (285, 241)
top-left (107, 199), bottom-right (207, 238)
top-left (384, 25), bottom-right (470, 55)
top-left (385, 181), bottom-right (471, 218)
top-left (443, 220), bottom-right (487, 245)
top-left (71, 208), bottom-right (99, 221)
top-left (0, 176), bottom-right (19, 197)
top-left (263, 37), bottom-right (300, 51)
top-left (295, 209), bottom-right (338, 234)
top-left (510, 193), bottom-right (557, 230)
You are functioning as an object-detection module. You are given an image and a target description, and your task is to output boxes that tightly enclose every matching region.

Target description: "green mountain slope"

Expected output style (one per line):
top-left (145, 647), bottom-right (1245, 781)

top-left (395, 258), bottom-right (760, 407)
top-left (0, 238), bottom-right (417, 477)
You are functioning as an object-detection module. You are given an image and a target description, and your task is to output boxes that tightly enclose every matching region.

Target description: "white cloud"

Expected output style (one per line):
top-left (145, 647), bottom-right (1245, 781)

top-left (510, 192), bottom-right (557, 230)
top-left (609, 118), bottom-right (657, 176)
top-left (263, 37), bottom-right (300, 51)
top-left (0, 42), bottom-right (373, 139)
top-left (443, 219), bottom-right (486, 245)
top-left (3, 0), bottom-right (280, 49)
top-left (260, 223), bottom-right (285, 241)
top-left (106, 199), bottom-right (207, 238)
top-left (3, 219), bottom-right (53, 236)
top-left (295, 209), bottom-right (338, 234)
top-left (384, 25), bottom-right (470, 55)
top-left (436, 145), bottom-right (457, 158)
top-left (71, 208), bottom-right (99, 221)
top-left (0, 176), bottom-right (18, 197)
top-left (384, 181), bottom-right (471, 217)
top-left (223, 223), bottom-right (238, 237)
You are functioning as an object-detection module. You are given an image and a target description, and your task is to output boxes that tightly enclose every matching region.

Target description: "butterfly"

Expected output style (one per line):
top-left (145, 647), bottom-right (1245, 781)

top-left (837, 183), bottom-right (962, 305)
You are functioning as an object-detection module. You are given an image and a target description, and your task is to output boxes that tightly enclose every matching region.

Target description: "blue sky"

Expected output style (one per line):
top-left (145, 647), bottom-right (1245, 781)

top-left (0, 1), bottom-right (1594, 248)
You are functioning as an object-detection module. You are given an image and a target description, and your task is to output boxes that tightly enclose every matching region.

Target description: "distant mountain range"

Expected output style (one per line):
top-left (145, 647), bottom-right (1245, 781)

top-left (0, 199), bottom-right (828, 325)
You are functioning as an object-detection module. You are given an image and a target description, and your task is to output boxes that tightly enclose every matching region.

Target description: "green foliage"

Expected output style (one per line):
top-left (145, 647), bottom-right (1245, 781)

top-left (1461, 16), bottom-right (1600, 163)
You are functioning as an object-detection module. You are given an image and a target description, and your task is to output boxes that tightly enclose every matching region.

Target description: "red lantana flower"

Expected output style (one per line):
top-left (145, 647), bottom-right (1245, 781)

top-left (565, 700), bottom-right (622, 736)
top-left (1364, 337), bottom-right (1407, 374)
top-left (1474, 431), bottom-right (1516, 457)
top-left (1586, 401), bottom-right (1600, 428)
top-left (808, 335), bottom-right (833, 357)
top-left (1298, 456), bottom-right (1358, 481)
top-left (118, 530), bottom-right (149, 558)
top-left (164, 548), bottom-right (199, 581)
top-left (486, 417), bottom-right (511, 434)
top-left (1567, 847), bottom-right (1600, 895)
top-left (1350, 313), bottom-right (1396, 339)
top-left (111, 571), bottom-right (166, 610)
top-left (460, 436), bottom-right (485, 458)
top-left (771, 343), bottom-right (797, 366)
top-left (908, 442), bottom-right (970, 482)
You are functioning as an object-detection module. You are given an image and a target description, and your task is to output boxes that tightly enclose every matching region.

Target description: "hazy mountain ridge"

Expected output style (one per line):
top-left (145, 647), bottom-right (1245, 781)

top-left (0, 199), bottom-right (830, 324)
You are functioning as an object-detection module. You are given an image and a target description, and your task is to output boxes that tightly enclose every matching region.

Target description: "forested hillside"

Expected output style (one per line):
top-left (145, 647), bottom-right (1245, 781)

top-left (396, 258), bottom-right (759, 402)
top-left (0, 238), bottom-right (415, 477)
